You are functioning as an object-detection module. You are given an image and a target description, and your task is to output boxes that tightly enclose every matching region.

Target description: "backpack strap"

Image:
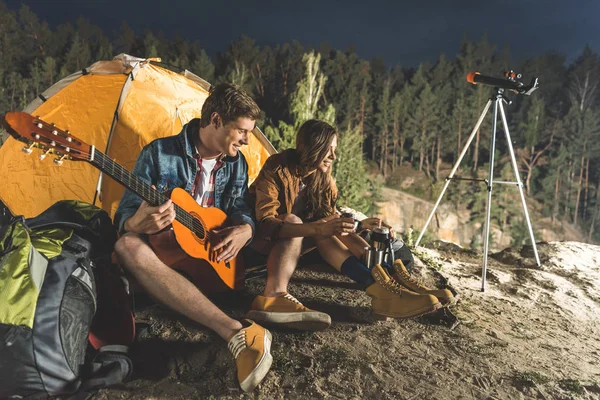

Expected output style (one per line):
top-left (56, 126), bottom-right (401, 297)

top-left (69, 345), bottom-right (133, 400)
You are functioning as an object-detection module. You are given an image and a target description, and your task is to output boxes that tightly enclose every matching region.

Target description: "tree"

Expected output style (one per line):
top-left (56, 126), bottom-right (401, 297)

top-left (116, 21), bottom-right (137, 55)
top-left (60, 33), bottom-right (92, 77)
top-left (322, 50), bottom-right (371, 134)
top-left (407, 63), bottom-right (438, 178)
top-left (429, 54), bottom-right (453, 181)
top-left (143, 31), bottom-right (161, 58)
top-left (264, 51), bottom-right (372, 212)
top-left (190, 48), bottom-right (215, 83)
top-left (517, 96), bottom-right (555, 195)
top-left (374, 75), bottom-right (392, 176)
top-left (265, 51), bottom-right (334, 151)
top-left (566, 47), bottom-right (600, 225)
top-left (217, 35), bottom-right (261, 95)
top-left (390, 85), bottom-right (411, 170)
top-left (333, 126), bottom-right (373, 213)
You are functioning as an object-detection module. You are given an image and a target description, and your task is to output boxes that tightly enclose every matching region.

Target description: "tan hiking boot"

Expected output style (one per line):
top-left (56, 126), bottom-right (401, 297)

top-left (391, 259), bottom-right (456, 306)
top-left (246, 293), bottom-right (332, 331)
top-left (228, 319), bottom-right (273, 392)
top-left (367, 264), bottom-right (442, 319)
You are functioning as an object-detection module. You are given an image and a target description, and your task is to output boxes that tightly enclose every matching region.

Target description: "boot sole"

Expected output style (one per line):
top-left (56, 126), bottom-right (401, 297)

top-left (240, 329), bottom-right (273, 392)
top-left (246, 310), bottom-right (331, 331)
top-left (373, 301), bottom-right (443, 320)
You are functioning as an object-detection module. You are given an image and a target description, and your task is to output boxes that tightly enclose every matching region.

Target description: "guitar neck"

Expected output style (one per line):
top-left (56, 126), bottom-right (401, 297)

top-left (90, 148), bottom-right (167, 206)
top-left (89, 148), bottom-right (194, 230)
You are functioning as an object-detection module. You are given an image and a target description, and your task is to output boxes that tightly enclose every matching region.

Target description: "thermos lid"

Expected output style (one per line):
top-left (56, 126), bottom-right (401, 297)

top-left (372, 226), bottom-right (389, 234)
top-left (371, 226), bottom-right (389, 243)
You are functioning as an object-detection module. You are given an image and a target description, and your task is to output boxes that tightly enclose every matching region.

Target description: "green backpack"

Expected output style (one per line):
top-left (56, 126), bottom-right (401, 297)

top-left (0, 200), bottom-right (134, 399)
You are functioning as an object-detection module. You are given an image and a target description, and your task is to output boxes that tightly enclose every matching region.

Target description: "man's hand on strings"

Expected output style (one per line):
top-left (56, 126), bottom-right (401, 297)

top-left (124, 186), bottom-right (175, 235)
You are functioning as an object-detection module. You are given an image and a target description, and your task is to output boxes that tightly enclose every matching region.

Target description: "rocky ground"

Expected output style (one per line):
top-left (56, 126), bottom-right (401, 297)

top-left (97, 241), bottom-right (600, 400)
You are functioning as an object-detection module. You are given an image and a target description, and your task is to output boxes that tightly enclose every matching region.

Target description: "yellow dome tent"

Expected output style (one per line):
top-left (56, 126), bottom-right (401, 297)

top-left (0, 54), bottom-right (275, 219)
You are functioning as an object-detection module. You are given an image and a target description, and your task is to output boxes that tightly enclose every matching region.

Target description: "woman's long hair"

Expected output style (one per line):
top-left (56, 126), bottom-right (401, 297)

top-left (295, 119), bottom-right (337, 220)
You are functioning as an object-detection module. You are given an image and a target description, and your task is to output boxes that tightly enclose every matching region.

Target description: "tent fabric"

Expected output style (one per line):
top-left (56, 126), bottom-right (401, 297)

top-left (0, 54), bottom-right (275, 219)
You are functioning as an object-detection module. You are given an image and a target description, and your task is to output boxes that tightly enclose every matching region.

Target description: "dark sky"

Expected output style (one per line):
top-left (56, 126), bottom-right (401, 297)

top-left (5, 0), bottom-right (600, 67)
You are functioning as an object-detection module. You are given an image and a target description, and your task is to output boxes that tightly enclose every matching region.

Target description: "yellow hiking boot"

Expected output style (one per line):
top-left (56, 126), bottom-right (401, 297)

top-left (228, 319), bottom-right (273, 392)
top-left (392, 259), bottom-right (456, 306)
top-left (367, 264), bottom-right (442, 319)
top-left (247, 293), bottom-right (332, 331)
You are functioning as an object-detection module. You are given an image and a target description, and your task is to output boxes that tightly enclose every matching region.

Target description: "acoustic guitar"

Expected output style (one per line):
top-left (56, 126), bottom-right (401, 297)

top-left (2, 111), bottom-right (243, 291)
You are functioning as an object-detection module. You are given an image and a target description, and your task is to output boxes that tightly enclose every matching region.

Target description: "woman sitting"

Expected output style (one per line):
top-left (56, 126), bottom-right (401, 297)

top-left (246, 119), bottom-right (453, 330)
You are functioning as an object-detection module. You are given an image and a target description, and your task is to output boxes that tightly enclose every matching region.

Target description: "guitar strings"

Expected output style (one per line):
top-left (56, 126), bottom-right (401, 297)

top-left (93, 151), bottom-right (216, 239)
top-left (94, 152), bottom-right (230, 258)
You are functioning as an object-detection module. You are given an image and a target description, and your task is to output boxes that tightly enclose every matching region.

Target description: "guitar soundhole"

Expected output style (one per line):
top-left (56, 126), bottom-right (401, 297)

top-left (189, 212), bottom-right (206, 242)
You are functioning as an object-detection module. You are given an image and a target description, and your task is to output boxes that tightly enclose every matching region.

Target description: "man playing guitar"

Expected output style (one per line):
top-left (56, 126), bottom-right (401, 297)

top-left (114, 83), bottom-right (271, 392)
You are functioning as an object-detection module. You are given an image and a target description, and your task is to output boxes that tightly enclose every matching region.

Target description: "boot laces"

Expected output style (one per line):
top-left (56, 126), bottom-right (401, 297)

top-left (283, 293), bottom-right (303, 305)
top-left (228, 330), bottom-right (247, 359)
top-left (383, 278), bottom-right (406, 295)
top-left (374, 269), bottom-right (404, 295)
top-left (400, 270), bottom-right (426, 289)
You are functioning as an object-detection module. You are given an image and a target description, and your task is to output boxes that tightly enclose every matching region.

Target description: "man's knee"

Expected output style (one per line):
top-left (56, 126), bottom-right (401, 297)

top-left (114, 233), bottom-right (147, 262)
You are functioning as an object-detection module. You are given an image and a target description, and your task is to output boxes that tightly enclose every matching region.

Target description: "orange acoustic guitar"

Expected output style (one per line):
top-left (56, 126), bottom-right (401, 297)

top-left (2, 111), bottom-right (244, 292)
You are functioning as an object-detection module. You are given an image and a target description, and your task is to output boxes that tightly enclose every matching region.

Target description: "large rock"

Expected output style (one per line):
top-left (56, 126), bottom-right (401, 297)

top-left (374, 187), bottom-right (587, 250)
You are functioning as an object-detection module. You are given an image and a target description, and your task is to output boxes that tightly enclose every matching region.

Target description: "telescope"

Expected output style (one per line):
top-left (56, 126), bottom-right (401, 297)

top-left (417, 69), bottom-right (542, 292)
top-left (467, 71), bottom-right (539, 95)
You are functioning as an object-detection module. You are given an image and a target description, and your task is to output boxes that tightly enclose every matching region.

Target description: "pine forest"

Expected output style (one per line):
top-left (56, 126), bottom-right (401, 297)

top-left (1, 3), bottom-right (599, 244)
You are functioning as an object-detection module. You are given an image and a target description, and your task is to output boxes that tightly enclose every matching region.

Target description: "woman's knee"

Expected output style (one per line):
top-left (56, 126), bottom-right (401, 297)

top-left (278, 213), bottom-right (303, 224)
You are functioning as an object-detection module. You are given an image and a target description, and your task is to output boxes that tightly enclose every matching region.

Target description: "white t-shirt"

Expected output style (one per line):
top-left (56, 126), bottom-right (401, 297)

top-left (194, 157), bottom-right (218, 206)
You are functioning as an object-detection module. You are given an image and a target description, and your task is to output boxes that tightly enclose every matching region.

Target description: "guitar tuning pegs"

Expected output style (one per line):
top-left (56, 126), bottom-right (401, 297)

top-left (22, 143), bottom-right (35, 154)
top-left (53, 154), bottom-right (67, 166)
top-left (39, 148), bottom-right (52, 161)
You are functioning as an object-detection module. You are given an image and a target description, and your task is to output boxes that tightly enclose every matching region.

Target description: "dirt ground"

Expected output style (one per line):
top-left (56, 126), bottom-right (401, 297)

top-left (97, 241), bottom-right (600, 400)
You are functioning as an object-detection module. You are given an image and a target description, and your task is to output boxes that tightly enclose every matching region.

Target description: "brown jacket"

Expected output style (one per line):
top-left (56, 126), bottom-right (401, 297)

top-left (250, 149), bottom-right (337, 241)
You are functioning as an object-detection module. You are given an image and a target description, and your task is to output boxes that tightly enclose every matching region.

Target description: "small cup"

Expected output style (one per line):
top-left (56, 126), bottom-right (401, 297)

top-left (340, 212), bottom-right (359, 231)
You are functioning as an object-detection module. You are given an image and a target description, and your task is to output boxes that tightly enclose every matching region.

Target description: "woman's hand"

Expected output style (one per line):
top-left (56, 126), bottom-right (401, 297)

top-left (359, 217), bottom-right (395, 238)
top-left (314, 215), bottom-right (356, 236)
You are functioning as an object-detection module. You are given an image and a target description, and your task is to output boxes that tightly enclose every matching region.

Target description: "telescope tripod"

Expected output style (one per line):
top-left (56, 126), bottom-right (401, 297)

top-left (415, 88), bottom-right (541, 292)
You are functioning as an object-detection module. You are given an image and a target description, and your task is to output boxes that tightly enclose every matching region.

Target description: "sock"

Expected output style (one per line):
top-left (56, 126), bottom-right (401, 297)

top-left (341, 256), bottom-right (374, 286)
top-left (381, 262), bottom-right (394, 276)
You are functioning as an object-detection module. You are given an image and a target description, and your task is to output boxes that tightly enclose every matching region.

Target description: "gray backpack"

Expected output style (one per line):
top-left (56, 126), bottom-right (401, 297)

top-left (0, 200), bottom-right (134, 399)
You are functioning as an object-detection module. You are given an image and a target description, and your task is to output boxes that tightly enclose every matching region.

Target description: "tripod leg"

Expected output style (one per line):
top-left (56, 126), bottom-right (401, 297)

top-left (498, 102), bottom-right (542, 267)
top-left (415, 99), bottom-right (493, 247)
top-left (482, 99), bottom-right (499, 292)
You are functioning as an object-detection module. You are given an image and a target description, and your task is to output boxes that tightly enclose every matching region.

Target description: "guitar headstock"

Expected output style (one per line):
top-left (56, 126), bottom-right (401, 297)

top-left (1, 111), bottom-right (92, 165)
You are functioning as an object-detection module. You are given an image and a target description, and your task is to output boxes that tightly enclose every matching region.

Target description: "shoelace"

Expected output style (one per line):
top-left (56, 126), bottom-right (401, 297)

top-left (283, 293), bottom-right (303, 305)
top-left (399, 270), bottom-right (426, 289)
top-left (375, 271), bottom-right (405, 295)
top-left (384, 279), bottom-right (406, 295)
top-left (228, 329), bottom-right (247, 359)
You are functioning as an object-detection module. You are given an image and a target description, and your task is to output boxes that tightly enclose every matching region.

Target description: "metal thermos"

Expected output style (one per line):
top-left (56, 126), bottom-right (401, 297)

top-left (362, 226), bottom-right (393, 268)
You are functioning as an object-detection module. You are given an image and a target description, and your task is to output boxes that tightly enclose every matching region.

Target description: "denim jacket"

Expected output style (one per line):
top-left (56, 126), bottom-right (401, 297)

top-left (114, 119), bottom-right (255, 237)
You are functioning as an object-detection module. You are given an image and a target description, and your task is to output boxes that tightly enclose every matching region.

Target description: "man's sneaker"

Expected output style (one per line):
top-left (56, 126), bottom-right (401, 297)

top-left (367, 264), bottom-right (442, 319)
top-left (228, 319), bottom-right (273, 392)
top-left (391, 259), bottom-right (456, 306)
top-left (247, 293), bottom-right (331, 331)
